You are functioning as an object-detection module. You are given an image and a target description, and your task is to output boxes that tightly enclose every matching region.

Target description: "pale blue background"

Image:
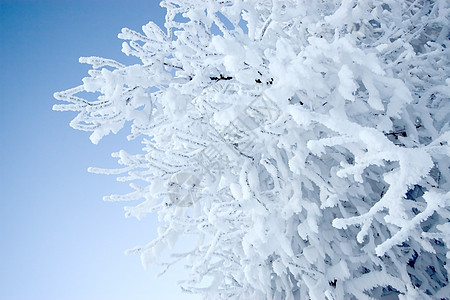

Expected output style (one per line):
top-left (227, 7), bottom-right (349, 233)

top-left (0, 1), bottom-right (197, 299)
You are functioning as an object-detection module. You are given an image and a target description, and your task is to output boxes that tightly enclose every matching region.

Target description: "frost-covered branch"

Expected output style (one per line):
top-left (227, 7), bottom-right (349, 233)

top-left (55, 0), bottom-right (449, 298)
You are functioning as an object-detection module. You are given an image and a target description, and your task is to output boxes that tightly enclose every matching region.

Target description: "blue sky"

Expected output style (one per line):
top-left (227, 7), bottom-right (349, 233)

top-left (0, 1), bottom-right (197, 299)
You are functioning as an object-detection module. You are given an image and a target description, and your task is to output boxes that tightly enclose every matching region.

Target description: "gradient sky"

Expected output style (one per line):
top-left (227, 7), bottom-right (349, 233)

top-left (0, 1), bottom-right (198, 299)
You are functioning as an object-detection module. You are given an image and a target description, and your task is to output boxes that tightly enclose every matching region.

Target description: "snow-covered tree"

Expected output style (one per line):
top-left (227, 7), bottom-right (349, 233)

top-left (54, 0), bottom-right (449, 298)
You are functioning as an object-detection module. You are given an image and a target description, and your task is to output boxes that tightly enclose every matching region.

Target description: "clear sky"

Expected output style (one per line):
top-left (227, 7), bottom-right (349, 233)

top-left (0, 1), bottom-right (198, 299)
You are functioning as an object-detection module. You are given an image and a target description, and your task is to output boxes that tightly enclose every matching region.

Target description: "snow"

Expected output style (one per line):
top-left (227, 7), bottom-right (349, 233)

top-left (55, 0), bottom-right (450, 298)
top-left (337, 64), bottom-right (357, 101)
